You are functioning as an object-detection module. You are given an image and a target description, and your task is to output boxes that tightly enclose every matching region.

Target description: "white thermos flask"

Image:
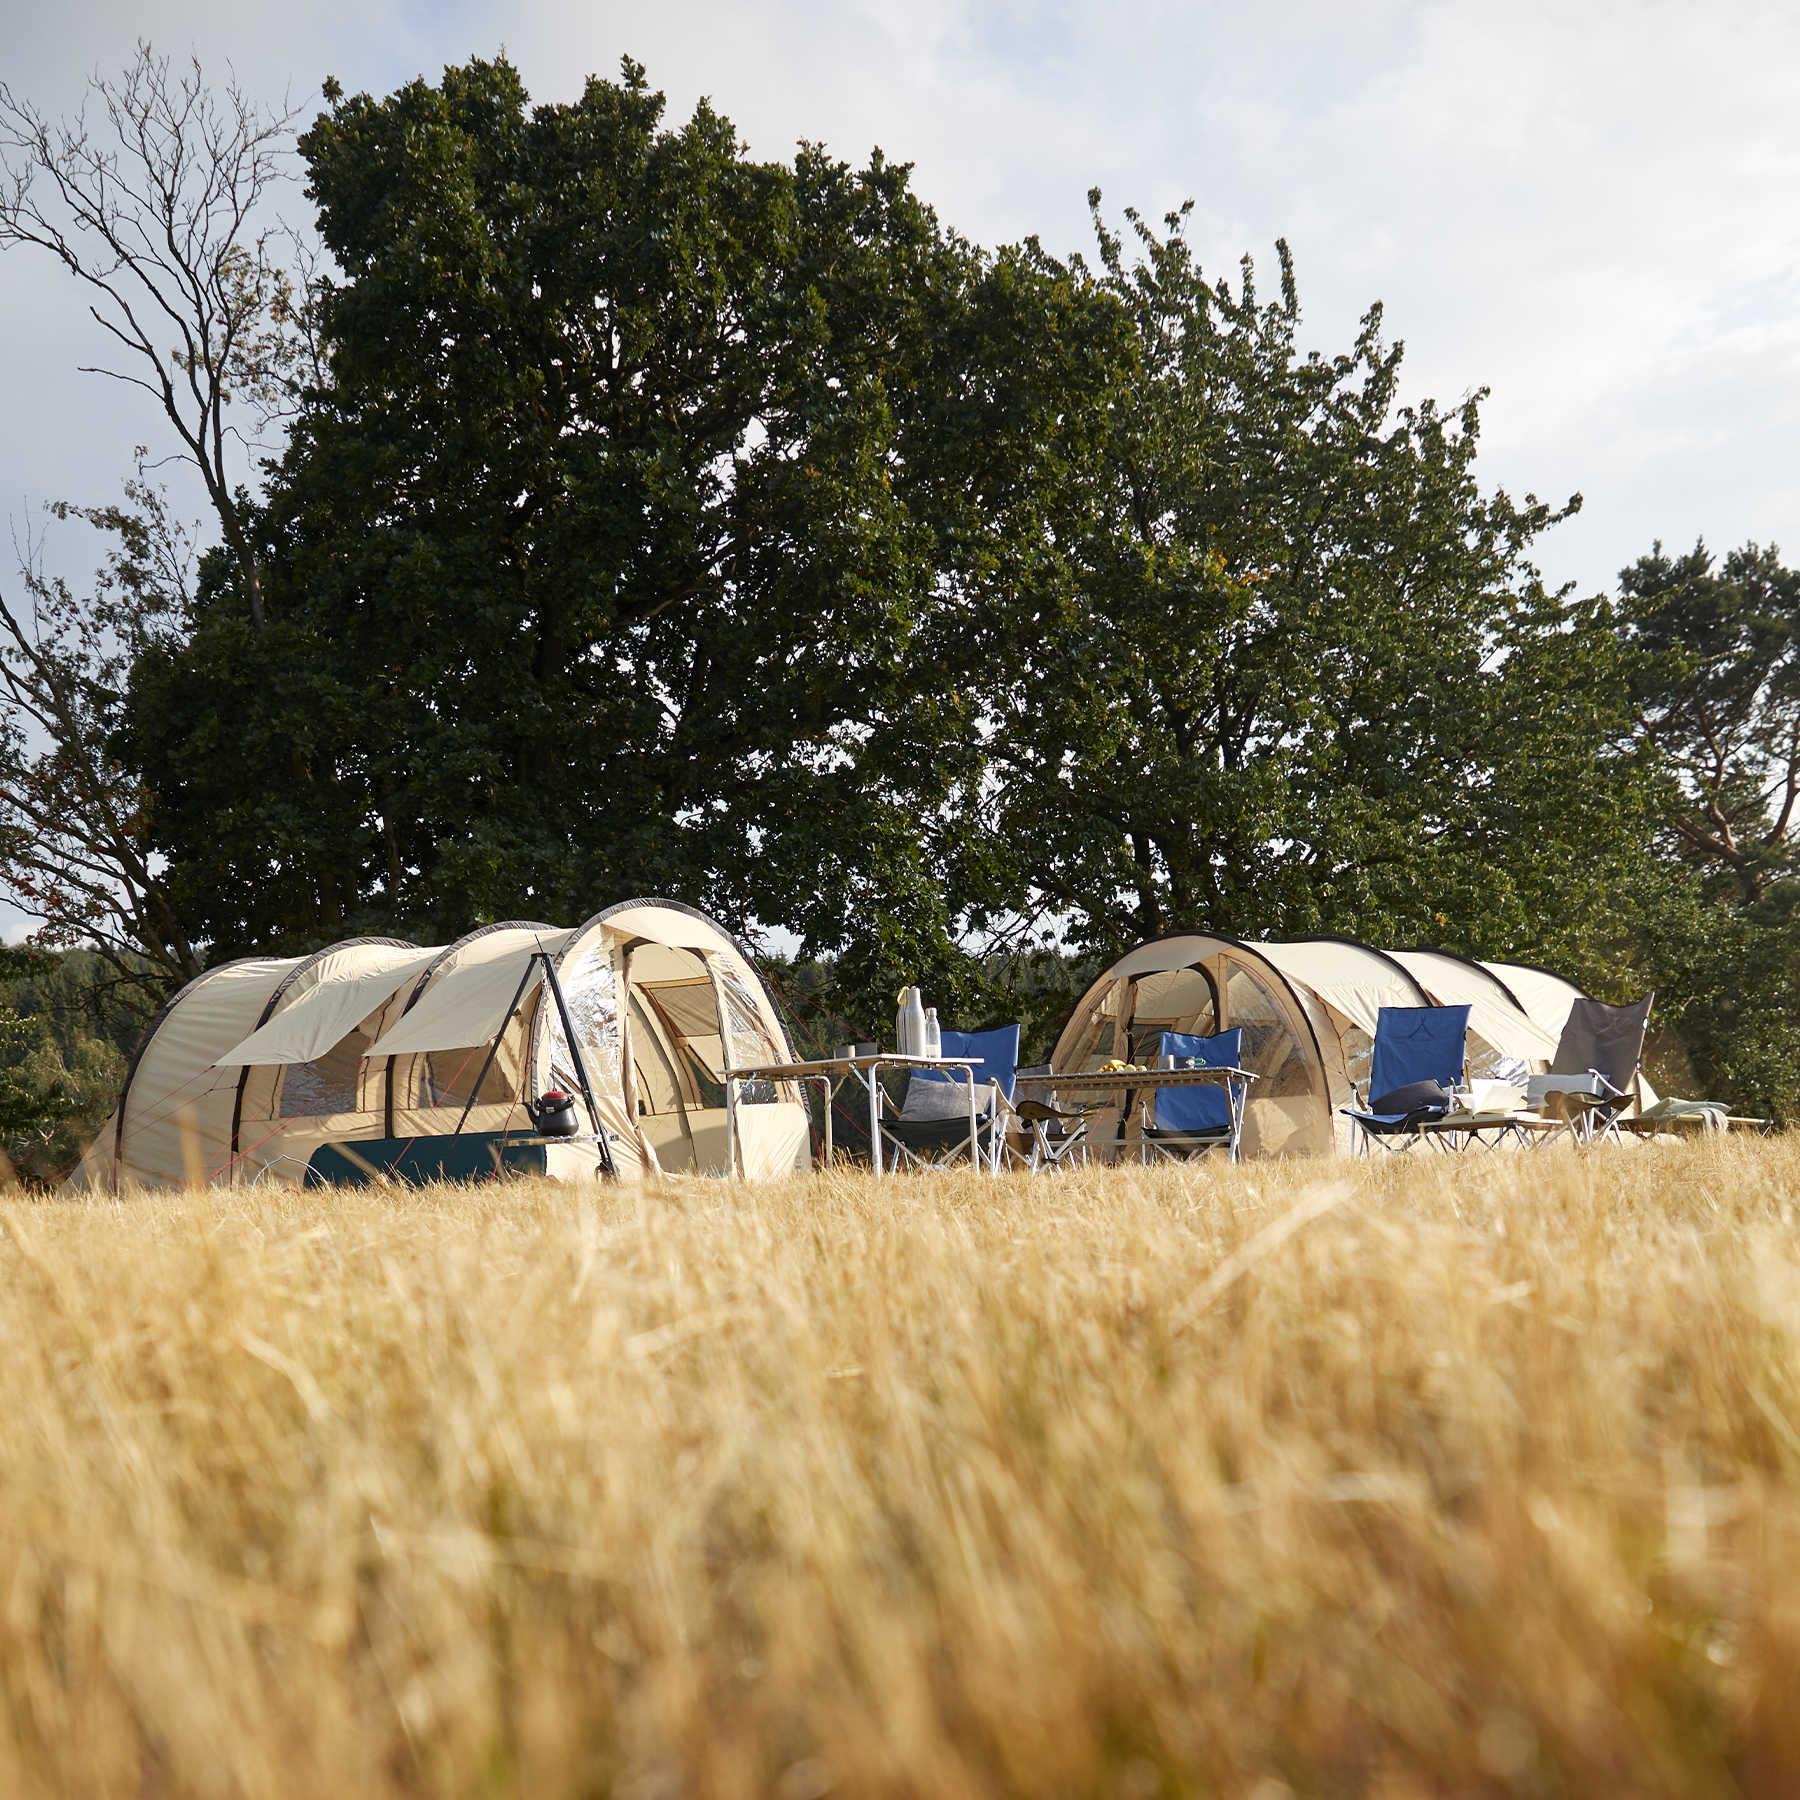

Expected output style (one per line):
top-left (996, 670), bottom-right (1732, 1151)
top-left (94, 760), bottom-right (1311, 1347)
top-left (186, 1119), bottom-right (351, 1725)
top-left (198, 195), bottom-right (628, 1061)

top-left (896, 986), bottom-right (927, 1056)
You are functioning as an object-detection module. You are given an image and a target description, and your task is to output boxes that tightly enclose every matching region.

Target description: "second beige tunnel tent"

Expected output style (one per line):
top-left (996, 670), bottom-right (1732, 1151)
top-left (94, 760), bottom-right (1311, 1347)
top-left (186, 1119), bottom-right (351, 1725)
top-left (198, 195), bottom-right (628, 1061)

top-left (1049, 933), bottom-right (1658, 1157)
top-left (70, 899), bottom-right (809, 1190)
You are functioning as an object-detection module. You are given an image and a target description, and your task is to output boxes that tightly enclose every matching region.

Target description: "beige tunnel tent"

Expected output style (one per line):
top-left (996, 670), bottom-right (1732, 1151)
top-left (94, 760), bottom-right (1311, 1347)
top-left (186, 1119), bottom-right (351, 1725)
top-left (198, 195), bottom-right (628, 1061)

top-left (70, 900), bottom-right (809, 1191)
top-left (1050, 934), bottom-right (1657, 1157)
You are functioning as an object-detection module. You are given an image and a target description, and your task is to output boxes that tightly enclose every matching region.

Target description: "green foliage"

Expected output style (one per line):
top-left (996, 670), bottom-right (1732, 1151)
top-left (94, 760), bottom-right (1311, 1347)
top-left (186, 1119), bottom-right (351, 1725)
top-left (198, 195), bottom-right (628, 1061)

top-left (1613, 541), bottom-right (1800, 902)
top-left (1611, 542), bottom-right (1800, 1118)
top-left (0, 948), bottom-right (142, 1184)
top-left (125, 58), bottom-right (1003, 992)
top-left (962, 205), bottom-right (1661, 976)
top-left (87, 51), bottom-right (1777, 1117)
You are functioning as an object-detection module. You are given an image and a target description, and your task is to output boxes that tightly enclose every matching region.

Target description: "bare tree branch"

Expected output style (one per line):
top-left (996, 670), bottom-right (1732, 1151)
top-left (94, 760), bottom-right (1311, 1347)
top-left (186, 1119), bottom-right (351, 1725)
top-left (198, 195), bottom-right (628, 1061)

top-left (0, 43), bottom-right (318, 630)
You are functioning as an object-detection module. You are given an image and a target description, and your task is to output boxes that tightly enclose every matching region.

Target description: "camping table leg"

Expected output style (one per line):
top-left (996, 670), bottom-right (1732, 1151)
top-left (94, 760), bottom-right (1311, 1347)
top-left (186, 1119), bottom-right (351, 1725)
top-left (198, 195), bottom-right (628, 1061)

top-left (966, 1064), bottom-right (980, 1170)
top-left (865, 1061), bottom-right (885, 1177)
top-left (815, 1073), bottom-right (834, 1168)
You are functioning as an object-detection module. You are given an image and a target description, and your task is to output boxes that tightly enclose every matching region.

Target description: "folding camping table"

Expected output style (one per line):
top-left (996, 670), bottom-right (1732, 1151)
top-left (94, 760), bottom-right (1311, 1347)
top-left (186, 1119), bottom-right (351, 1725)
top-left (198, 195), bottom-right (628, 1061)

top-left (1013, 1065), bottom-right (1257, 1164)
top-left (723, 1053), bottom-right (984, 1177)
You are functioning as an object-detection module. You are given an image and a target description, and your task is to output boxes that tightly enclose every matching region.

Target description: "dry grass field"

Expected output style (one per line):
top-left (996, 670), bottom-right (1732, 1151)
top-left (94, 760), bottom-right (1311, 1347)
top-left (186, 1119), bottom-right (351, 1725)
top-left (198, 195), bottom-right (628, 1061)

top-left (4, 1142), bottom-right (1800, 1797)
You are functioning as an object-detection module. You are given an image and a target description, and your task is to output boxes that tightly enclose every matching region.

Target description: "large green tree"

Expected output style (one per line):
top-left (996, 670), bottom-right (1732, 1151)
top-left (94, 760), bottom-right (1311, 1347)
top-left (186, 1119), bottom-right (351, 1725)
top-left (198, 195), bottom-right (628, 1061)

top-left (1615, 541), bottom-right (1800, 902)
top-left (123, 57), bottom-right (1065, 1005)
top-left (958, 204), bottom-right (1658, 974)
top-left (1612, 541), bottom-right (1800, 1117)
top-left (119, 58), bottom-right (1656, 1038)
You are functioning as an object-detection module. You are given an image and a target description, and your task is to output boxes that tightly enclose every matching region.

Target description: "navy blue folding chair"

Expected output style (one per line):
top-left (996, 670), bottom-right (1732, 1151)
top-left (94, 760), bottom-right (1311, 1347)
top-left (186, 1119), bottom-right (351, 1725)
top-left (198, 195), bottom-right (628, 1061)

top-left (1140, 1028), bottom-right (1250, 1163)
top-left (1341, 1005), bottom-right (1470, 1151)
top-left (888, 1024), bottom-right (1020, 1171)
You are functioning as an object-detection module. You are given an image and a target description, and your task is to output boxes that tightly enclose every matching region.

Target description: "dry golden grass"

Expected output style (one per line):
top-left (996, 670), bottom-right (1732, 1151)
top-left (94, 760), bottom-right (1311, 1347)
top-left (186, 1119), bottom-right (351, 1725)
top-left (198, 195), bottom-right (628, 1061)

top-left (4, 1142), bottom-right (1800, 1796)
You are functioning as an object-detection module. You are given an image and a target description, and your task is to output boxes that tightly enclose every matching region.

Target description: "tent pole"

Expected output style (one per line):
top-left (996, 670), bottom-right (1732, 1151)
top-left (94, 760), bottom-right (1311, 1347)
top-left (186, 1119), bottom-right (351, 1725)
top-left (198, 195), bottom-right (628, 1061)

top-left (541, 954), bottom-right (616, 1178)
top-left (454, 954), bottom-right (541, 1136)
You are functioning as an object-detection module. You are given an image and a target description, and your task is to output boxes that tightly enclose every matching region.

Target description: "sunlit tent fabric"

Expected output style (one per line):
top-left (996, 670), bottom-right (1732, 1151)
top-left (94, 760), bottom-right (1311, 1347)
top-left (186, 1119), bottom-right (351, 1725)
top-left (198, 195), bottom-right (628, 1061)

top-left (1049, 934), bottom-right (1646, 1157)
top-left (68, 900), bottom-right (808, 1191)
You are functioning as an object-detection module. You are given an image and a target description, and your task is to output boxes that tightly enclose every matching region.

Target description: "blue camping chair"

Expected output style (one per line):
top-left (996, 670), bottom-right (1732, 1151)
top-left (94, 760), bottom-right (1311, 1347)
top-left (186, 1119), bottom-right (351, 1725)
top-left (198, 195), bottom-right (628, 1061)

top-left (1341, 1004), bottom-right (1470, 1151)
top-left (1140, 1028), bottom-right (1250, 1163)
top-left (888, 1024), bottom-right (1021, 1171)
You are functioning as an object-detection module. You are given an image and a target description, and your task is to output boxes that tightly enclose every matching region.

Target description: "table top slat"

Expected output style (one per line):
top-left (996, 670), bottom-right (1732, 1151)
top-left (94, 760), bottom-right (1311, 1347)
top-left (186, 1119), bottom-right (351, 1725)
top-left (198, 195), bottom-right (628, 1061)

top-left (725, 1054), bottom-right (981, 1081)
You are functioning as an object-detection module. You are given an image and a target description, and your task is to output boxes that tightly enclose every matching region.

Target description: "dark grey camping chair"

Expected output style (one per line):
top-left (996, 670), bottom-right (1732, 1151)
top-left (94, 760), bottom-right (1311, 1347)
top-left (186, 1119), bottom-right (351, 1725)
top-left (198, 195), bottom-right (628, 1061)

top-left (1527, 994), bottom-right (1652, 1144)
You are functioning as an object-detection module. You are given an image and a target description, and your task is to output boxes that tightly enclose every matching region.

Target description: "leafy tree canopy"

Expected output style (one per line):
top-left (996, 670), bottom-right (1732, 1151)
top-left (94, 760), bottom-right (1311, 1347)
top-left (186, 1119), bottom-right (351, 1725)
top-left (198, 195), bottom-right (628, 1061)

top-left (117, 57), bottom-right (1659, 1036)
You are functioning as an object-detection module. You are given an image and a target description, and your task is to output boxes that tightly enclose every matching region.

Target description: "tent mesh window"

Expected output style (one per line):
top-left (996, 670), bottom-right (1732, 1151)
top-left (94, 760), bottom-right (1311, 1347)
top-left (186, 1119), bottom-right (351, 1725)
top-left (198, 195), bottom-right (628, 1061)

top-left (426, 1028), bottom-right (521, 1110)
top-left (278, 1032), bottom-right (368, 1118)
top-left (640, 978), bottom-right (727, 1106)
top-left (1065, 981), bottom-right (1125, 1069)
top-left (718, 965), bottom-right (782, 1103)
top-left (542, 948), bottom-right (623, 1095)
top-left (1339, 1023), bottom-right (1374, 1096)
top-left (1128, 965), bottom-right (1217, 1063)
top-left (1466, 1035), bottom-right (1524, 1084)
top-left (1224, 965), bottom-right (1310, 1097)
top-left (626, 993), bottom-right (685, 1114)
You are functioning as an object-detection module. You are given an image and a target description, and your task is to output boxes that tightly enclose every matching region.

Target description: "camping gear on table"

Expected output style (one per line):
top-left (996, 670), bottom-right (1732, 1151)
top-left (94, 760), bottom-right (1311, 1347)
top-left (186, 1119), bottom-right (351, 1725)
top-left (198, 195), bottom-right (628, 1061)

top-left (896, 986), bottom-right (928, 1057)
top-left (525, 1088), bottom-right (580, 1137)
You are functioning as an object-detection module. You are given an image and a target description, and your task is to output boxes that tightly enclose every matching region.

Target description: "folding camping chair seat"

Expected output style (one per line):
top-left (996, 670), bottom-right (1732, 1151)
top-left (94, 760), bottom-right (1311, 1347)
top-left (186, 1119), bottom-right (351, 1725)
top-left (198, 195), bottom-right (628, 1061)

top-left (886, 1024), bottom-right (1020, 1172)
top-left (1341, 1004), bottom-right (1470, 1152)
top-left (1139, 1029), bottom-right (1247, 1163)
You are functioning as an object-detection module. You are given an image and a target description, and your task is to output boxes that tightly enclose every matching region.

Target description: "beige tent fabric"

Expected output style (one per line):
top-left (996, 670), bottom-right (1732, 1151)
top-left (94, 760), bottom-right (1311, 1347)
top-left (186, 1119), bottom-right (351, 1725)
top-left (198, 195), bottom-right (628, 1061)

top-left (366, 928), bottom-right (574, 1058)
top-left (1391, 950), bottom-right (1559, 1063)
top-left (1103, 934), bottom-right (1217, 984)
top-left (215, 943), bottom-right (441, 1065)
top-left (96, 957), bottom-right (301, 1190)
top-left (1251, 941), bottom-right (1426, 1037)
top-left (1480, 961), bottom-right (1584, 1044)
top-left (592, 903), bottom-right (740, 955)
top-left (1046, 937), bottom-right (1338, 1158)
top-left (544, 905), bottom-right (798, 1176)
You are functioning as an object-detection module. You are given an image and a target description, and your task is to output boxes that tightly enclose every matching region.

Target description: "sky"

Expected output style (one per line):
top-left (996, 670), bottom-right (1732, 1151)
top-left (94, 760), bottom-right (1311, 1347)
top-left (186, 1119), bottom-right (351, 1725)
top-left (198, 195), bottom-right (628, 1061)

top-left (5, 0), bottom-right (1799, 607)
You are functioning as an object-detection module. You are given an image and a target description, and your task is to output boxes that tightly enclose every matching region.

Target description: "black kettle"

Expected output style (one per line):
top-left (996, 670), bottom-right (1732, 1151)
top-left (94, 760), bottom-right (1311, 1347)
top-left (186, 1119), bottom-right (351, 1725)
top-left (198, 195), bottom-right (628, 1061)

top-left (526, 1088), bottom-right (581, 1137)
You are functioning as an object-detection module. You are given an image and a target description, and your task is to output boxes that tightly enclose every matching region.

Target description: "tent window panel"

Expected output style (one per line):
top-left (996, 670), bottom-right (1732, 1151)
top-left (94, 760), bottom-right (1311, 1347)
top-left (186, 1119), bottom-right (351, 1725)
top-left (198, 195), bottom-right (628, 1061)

top-left (1067, 981), bottom-right (1126, 1069)
top-left (1130, 968), bottom-right (1215, 1029)
top-left (638, 979), bottom-right (728, 1101)
top-left (542, 950), bottom-right (622, 1095)
top-left (1466, 1035), bottom-right (1525, 1084)
top-left (425, 1022), bottom-right (524, 1109)
top-left (1223, 966), bottom-right (1312, 1098)
top-left (277, 1032), bottom-right (370, 1119)
top-left (628, 993), bottom-right (685, 1116)
top-left (1340, 1025), bottom-right (1373, 1095)
top-left (717, 963), bottom-right (783, 1102)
